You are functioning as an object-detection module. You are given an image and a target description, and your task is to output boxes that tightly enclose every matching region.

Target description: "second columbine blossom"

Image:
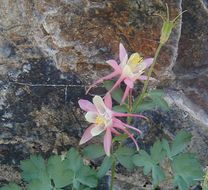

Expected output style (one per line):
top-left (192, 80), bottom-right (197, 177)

top-left (87, 43), bottom-right (154, 103)
top-left (78, 94), bottom-right (147, 156)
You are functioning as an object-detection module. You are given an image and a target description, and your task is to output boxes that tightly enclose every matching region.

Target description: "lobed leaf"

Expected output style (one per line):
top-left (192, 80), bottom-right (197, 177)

top-left (150, 140), bottom-right (165, 164)
top-left (65, 148), bottom-right (83, 173)
top-left (77, 166), bottom-right (98, 188)
top-left (97, 156), bottom-right (113, 178)
top-left (20, 155), bottom-right (51, 189)
top-left (82, 144), bottom-right (105, 160)
top-left (115, 147), bottom-right (136, 171)
top-left (170, 130), bottom-right (192, 157)
top-left (136, 89), bottom-right (169, 112)
top-left (47, 155), bottom-right (73, 188)
top-left (172, 153), bottom-right (204, 190)
top-left (0, 183), bottom-right (22, 190)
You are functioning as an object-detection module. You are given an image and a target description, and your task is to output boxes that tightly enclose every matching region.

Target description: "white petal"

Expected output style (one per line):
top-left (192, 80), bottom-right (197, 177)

top-left (122, 65), bottom-right (134, 77)
top-left (91, 125), bottom-right (105, 136)
top-left (93, 95), bottom-right (107, 115)
top-left (134, 61), bottom-right (146, 73)
top-left (120, 54), bottom-right (128, 69)
top-left (85, 112), bottom-right (97, 123)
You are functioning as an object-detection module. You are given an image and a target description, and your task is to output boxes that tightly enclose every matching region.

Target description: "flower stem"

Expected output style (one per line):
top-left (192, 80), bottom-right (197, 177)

top-left (133, 42), bottom-right (163, 112)
top-left (110, 157), bottom-right (116, 190)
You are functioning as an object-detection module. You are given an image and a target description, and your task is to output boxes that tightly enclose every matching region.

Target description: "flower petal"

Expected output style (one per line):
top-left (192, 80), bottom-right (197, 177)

top-left (113, 119), bottom-right (139, 151)
top-left (110, 127), bottom-right (121, 135)
top-left (104, 128), bottom-right (112, 156)
top-left (143, 58), bottom-right (154, 68)
top-left (79, 124), bottom-right (95, 145)
top-left (119, 43), bottom-right (128, 62)
top-left (123, 65), bottom-right (133, 77)
top-left (122, 122), bottom-right (142, 134)
top-left (113, 112), bottom-right (148, 120)
top-left (86, 71), bottom-right (119, 94)
top-left (85, 111), bottom-right (97, 123)
top-left (138, 75), bottom-right (156, 81)
top-left (93, 95), bottom-right (107, 115)
top-left (104, 93), bottom-right (112, 109)
top-left (78, 99), bottom-right (96, 112)
top-left (106, 60), bottom-right (121, 71)
top-left (121, 85), bottom-right (131, 104)
top-left (124, 78), bottom-right (134, 88)
top-left (108, 75), bottom-right (125, 94)
top-left (91, 125), bottom-right (105, 136)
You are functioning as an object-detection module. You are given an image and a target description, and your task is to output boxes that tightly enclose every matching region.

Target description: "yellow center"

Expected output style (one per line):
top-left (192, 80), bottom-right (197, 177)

top-left (128, 53), bottom-right (143, 70)
top-left (95, 116), bottom-right (106, 126)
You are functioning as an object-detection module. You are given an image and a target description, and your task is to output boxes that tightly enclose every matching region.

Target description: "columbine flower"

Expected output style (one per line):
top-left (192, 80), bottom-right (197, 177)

top-left (87, 43), bottom-right (154, 103)
top-left (78, 94), bottom-right (147, 156)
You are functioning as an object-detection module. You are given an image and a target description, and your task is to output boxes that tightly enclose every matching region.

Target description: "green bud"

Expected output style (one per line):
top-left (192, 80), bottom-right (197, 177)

top-left (158, 4), bottom-right (187, 44)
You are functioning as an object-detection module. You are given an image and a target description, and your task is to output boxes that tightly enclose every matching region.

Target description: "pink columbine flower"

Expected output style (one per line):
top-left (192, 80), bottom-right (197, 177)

top-left (87, 43), bottom-right (154, 103)
top-left (78, 94), bottom-right (147, 156)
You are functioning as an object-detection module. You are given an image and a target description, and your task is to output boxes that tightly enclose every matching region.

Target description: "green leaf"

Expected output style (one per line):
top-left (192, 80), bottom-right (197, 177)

top-left (133, 150), bottom-right (153, 175)
top-left (152, 165), bottom-right (166, 186)
top-left (113, 105), bottom-right (128, 113)
top-left (0, 183), bottom-right (22, 190)
top-left (27, 180), bottom-right (51, 190)
top-left (150, 140), bottom-right (165, 164)
top-left (112, 134), bottom-right (128, 143)
top-left (172, 153), bottom-right (204, 190)
top-left (97, 156), bottom-right (113, 178)
top-left (171, 130), bottom-right (192, 157)
top-left (136, 89), bottom-right (169, 112)
top-left (64, 148), bottom-right (98, 189)
top-left (20, 155), bottom-right (52, 189)
top-left (77, 166), bottom-right (98, 188)
top-left (133, 141), bottom-right (166, 185)
top-left (103, 80), bottom-right (124, 104)
top-left (115, 147), bottom-right (136, 171)
top-left (82, 144), bottom-right (105, 160)
top-left (65, 148), bottom-right (83, 173)
top-left (162, 139), bottom-right (172, 159)
top-left (73, 179), bottom-right (80, 190)
top-left (47, 155), bottom-right (74, 188)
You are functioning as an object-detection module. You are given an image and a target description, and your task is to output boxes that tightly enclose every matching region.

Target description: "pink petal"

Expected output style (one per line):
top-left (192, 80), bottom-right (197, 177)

top-left (143, 58), bottom-right (154, 68)
top-left (138, 75), bottom-right (148, 80)
top-left (119, 43), bottom-right (128, 62)
top-left (121, 86), bottom-right (130, 104)
top-left (124, 78), bottom-right (134, 88)
top-left (122, 122), bottom-right (142, 134)
top-left (138, 75), bottom-right (156, 81)
top-left (106, 60), bottom-right (121, 71)
top-left (113, 119), bottom-right (139, 151)
top-left (110, 127), bottom-right (121, 135)
top-left (108, 75), bottom-right (125, 94)
top-left (79, 124), bottom-right (95, 145)
top-left (78, 99), bottom-right (96, 112)
top-left (104, 128), bottom-right (112, 156)
top-left (104, 93), bottom-right (112, 109)
top-left (86, 71), bottom-right (119, 94)
top-left (112, 112), bottom-right (148, 120)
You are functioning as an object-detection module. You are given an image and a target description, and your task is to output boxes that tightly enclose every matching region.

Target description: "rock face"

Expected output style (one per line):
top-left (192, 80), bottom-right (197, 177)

top-left (0, 0), bottom-right (207, 189)
top-left (172, 0), bottom-right (208, 123)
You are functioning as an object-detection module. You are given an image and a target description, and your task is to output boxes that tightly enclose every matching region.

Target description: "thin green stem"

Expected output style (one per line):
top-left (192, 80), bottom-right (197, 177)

top-left (133, 42), bottom-right (164, 112)
top-left (110, 157), bottom-right (116, 190)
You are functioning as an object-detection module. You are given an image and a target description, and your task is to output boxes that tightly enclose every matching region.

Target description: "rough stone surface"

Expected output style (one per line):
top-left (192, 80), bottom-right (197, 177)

top-left (172, 0), bottom-right (208, 119)
top-left (0, 0), bottom-right (207, 189)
